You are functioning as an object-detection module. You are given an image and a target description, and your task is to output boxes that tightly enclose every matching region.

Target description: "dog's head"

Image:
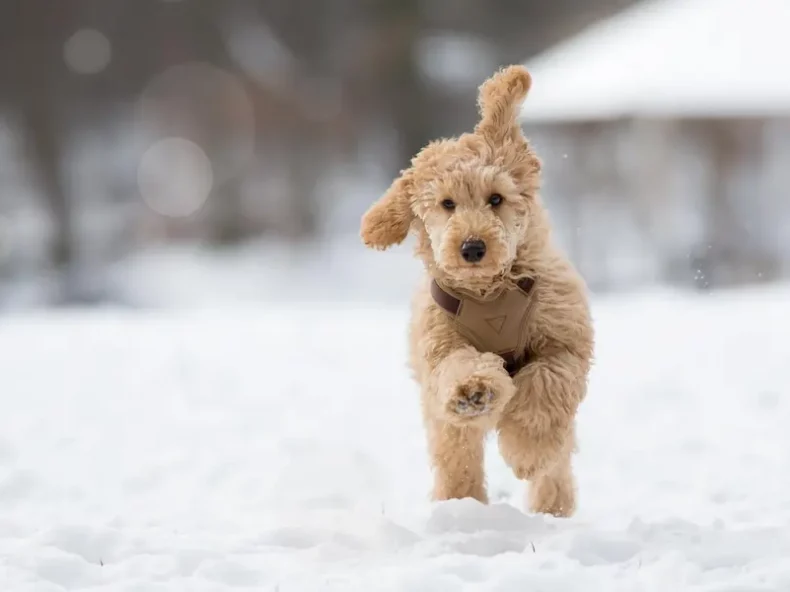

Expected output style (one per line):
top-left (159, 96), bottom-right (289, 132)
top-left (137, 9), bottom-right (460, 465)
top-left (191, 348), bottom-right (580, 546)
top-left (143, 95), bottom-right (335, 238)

top-left (360, 65), bottom-right (544, 290)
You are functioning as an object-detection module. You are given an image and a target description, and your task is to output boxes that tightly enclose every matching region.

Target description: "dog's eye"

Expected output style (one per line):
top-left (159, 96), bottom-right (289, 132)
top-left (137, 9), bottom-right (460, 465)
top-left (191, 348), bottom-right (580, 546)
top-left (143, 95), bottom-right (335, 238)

top-left (489, 193), bottom-right (503, 207)
top-left (441, 199), bottom-right (456, 210)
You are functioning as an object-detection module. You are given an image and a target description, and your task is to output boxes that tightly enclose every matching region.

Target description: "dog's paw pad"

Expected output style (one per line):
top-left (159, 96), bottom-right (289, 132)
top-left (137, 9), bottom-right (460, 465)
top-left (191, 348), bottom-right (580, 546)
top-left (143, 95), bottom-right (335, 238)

top-left (453, 385), bottom-right (494, 417)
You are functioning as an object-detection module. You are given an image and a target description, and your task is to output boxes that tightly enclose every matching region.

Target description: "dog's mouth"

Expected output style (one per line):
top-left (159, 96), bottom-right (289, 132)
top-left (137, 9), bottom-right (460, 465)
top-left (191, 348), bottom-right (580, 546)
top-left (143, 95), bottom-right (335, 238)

top-left (443, 261), bottom-right (505, 277)
top-left (435, 256), bottom-right (514, 297)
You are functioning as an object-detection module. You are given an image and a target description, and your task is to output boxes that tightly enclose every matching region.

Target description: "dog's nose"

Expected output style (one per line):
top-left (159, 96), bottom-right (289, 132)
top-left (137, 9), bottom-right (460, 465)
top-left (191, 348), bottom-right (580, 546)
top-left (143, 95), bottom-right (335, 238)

top-left (460, 239), bottom-right (486, 263)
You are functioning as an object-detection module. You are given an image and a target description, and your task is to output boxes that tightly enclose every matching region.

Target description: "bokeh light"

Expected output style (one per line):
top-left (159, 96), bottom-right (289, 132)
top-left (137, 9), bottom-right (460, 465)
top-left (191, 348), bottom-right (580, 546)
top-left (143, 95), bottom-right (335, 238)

top-left (135, 62), bottom-right (255, 189)
top-left (137, 138), bottom-right (213, 217)
top-left (63, 29), bottom-right (112, 75)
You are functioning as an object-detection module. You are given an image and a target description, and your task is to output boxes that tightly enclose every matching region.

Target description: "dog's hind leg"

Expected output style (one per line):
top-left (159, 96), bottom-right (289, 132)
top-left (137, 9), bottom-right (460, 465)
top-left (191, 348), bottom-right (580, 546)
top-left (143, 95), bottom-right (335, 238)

top-left (527, 445), bottom-right (576, 517)
top-left (497, 417), bottom-right (577, 517)
top-left (425, 417), bottom-right (488, 503)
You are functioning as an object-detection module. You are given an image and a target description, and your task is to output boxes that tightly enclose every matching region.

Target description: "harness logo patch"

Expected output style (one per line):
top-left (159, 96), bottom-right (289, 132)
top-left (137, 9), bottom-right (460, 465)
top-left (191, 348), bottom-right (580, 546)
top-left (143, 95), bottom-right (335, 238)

top-left (485, 315), bottom-right (507, 334)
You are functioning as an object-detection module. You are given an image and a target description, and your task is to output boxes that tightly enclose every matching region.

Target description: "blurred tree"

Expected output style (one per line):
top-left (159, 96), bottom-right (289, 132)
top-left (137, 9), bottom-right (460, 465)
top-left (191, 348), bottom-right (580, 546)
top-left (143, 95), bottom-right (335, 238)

top-left (0, 1), bottom-right (80, 301)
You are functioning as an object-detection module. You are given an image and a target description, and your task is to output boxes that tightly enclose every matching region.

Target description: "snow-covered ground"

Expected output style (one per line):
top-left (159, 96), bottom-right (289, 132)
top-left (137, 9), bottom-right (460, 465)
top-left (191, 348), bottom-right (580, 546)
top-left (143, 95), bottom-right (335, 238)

top-left (1, 285), bottom-right (789, 591)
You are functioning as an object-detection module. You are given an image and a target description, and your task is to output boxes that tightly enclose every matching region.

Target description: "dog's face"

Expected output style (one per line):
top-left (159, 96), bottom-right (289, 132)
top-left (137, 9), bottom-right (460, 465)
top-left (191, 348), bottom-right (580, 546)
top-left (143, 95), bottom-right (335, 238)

top-left (410, 139), bottom-right (534, 284)
top-left (360, 65), bottom-right (542, 288)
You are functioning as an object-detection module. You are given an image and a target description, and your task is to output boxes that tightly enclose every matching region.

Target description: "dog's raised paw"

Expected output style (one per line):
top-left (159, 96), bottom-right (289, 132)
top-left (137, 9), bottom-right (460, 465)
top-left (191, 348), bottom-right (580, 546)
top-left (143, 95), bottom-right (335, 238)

top-left (439, 354), bottom-right (516, 425)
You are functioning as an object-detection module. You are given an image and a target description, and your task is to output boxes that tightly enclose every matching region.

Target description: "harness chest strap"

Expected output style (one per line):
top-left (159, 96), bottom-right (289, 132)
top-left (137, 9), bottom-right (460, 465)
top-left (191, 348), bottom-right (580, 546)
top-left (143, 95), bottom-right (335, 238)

top-left (430, 277), bottom-right (536, 376)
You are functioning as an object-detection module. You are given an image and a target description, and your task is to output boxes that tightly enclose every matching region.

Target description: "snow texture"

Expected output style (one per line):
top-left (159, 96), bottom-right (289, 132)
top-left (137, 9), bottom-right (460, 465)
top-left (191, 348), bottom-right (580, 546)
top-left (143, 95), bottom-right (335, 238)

top-left (519, 0), bottom-right (790, 121)
top-left (1, 286), bottom-right (790, 590)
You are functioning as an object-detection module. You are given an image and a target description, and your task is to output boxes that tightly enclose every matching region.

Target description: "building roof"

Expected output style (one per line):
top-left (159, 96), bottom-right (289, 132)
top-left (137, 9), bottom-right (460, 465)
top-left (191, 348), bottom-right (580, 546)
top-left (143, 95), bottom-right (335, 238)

top-left (519, 0), bottom-right (790, 122)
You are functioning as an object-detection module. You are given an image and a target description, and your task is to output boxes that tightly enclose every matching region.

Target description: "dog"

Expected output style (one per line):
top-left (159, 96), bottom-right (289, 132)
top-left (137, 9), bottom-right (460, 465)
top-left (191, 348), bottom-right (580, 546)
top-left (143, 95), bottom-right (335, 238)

top-left (359, 65), bottom-right (593, 517)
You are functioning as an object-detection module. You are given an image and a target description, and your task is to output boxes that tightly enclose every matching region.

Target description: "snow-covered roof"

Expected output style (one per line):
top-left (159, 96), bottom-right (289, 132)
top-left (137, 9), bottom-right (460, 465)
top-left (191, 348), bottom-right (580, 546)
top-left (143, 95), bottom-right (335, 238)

top-left (519, 0), bottom-right (790, 122)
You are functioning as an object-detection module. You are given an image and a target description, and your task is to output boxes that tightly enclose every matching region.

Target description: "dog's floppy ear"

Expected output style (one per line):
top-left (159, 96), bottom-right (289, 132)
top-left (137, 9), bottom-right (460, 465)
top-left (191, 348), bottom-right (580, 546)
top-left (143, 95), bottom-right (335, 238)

top-left (360, 171), bottom-right (415, 250)
top-left (474, 65), bottom-right (532, 144)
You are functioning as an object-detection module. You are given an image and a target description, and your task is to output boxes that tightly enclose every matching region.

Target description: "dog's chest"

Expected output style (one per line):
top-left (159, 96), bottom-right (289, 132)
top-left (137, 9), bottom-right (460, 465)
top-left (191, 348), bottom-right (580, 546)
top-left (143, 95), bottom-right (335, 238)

top-left (431, 278), bottom-right (535, 373)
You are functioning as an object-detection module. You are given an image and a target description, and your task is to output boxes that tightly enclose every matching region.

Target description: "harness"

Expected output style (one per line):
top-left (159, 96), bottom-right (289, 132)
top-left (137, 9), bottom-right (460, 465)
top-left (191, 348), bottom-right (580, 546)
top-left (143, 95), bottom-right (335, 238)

top-left (430, 277), bottom-right (536, 376)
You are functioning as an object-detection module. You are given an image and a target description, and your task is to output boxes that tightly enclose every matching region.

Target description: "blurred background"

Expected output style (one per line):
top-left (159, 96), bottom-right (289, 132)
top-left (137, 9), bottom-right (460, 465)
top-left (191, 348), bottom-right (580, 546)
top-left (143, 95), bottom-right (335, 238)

top-left (0, 0), bottom-right (787, 310)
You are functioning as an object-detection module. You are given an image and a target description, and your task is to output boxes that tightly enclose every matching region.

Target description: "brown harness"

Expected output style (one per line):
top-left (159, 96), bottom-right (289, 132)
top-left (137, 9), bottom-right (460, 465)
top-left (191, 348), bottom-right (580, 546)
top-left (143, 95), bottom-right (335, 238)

top-left (430, 277), bottom-right (536, 376)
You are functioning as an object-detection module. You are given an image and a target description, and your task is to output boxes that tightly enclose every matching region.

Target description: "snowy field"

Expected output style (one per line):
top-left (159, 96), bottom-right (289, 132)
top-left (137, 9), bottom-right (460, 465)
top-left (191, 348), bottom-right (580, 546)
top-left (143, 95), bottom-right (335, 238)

top-left (1, 284), bottom-right (789, 591)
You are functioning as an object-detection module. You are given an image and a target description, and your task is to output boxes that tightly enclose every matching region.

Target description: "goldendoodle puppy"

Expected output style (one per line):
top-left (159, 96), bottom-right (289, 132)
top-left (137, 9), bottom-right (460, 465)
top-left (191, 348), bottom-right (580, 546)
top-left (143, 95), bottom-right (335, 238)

top-left (359, 65), bottom-right (593, 517)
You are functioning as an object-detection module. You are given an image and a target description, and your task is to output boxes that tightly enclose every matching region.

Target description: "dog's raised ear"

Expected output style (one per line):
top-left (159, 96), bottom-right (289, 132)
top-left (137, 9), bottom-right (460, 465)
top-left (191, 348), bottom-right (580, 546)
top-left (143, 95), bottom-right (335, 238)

top-left (360, 171), bottom-right (415, 250)
top-left (474, 65), bottom-right (532, 144)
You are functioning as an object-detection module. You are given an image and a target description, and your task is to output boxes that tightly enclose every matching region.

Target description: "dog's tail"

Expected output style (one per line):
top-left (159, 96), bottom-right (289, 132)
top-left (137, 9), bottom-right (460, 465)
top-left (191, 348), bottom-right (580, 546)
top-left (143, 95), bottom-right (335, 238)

top-left (474, 65), bottom-right (532, 144)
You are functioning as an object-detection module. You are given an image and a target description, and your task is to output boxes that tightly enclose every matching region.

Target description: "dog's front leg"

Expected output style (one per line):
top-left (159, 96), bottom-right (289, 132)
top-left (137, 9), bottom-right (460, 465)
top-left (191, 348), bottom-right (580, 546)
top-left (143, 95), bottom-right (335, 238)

top-left (428, 347), bottom-right (517, 429)
top-left (422, 347), bottom-right (516, 503)
top-left (497, 350), bottom-right (587, 516)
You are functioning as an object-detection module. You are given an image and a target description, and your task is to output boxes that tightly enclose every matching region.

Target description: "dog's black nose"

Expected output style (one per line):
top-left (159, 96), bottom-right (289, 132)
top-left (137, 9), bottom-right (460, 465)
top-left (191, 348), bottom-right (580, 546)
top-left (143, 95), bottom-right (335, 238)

top-left (460, 239), bottom-right (486, 263)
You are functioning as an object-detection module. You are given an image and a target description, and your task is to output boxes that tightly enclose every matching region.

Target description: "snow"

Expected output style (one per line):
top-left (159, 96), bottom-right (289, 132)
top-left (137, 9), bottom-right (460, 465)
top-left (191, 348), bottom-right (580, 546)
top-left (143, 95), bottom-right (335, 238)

top-left (2, 285), bottom-right (790, 590)
top-left (103, 237), bottom-right (423, 309)
top-left (519, 0), bottom-right (790, 122)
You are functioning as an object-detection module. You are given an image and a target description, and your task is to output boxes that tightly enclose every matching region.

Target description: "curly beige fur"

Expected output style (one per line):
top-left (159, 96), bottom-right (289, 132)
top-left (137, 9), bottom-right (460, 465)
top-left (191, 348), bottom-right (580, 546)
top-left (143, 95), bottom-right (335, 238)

top-left (360, 65), bottom-right (594, 517)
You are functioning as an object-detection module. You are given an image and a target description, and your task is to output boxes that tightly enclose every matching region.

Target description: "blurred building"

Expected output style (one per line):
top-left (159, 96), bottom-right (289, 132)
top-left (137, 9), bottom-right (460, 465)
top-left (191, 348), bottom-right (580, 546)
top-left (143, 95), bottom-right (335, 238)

top-left (520, 0), bottom-right (790, 291)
